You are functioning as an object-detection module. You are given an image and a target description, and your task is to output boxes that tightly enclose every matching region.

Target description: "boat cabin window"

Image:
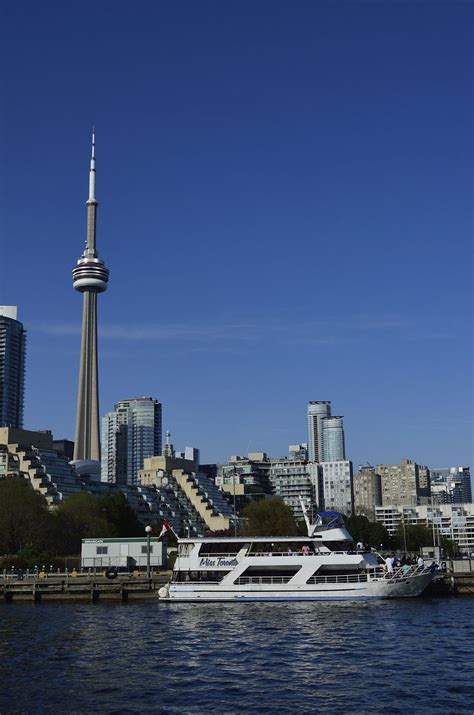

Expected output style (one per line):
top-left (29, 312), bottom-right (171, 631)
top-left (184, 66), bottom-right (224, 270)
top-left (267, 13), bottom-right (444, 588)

top-left (306, 566), bottom-right (368, 583)
top-left (248, 542), bottom-right (307, 554)
top-left (173, 570), bottom-right (228, 583)
top-left (239, 566), bottom-right (301, 579)
top-left (199, 542), bottom-right (248, 557)
top-left (178, 543), bottom-right (195, 557)
top-left (311, 565), bottom-right (363, 576)
top-left (322, 540), bottom-right (355, 552)
top-left (314, 512), bottom-right (345, 530)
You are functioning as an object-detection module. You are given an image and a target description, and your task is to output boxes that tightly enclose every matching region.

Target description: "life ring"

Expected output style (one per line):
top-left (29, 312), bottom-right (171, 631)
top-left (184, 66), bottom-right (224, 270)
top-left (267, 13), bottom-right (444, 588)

top-left (105, 567), bottom-right (118, 580)
top-left (158, 585), bottom-right (169, 599)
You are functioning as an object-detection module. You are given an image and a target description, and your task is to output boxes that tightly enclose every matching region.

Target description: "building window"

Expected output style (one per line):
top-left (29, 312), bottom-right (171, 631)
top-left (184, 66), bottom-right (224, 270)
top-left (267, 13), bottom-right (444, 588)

top-left (141, 545), bottom-right (153, 554)
top-left (96, 546), bottom-right (108, 555)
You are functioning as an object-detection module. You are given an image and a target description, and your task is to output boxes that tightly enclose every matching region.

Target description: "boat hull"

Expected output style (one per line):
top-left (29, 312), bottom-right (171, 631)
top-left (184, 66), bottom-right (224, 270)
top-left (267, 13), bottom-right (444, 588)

top-left (163, 572), bottom-right (434, 602)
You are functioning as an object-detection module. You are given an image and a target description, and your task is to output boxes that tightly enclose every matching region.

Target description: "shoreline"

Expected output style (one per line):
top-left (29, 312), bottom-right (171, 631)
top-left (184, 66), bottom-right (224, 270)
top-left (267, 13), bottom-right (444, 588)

top-left (1, 572), bottom-right (473, 602)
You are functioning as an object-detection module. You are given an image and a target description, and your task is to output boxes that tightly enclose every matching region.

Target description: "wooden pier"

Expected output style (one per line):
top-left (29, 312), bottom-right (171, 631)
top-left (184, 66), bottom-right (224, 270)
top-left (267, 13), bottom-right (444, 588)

top-left (0, 572), bottom-right (171, 603)
top-left (434, 572), bottom-right (474, 595)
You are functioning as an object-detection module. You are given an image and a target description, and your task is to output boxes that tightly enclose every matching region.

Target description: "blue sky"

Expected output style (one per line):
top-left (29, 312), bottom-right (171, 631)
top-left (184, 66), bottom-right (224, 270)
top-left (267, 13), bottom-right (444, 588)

top-left (1, 1), bottom-right (472, 470)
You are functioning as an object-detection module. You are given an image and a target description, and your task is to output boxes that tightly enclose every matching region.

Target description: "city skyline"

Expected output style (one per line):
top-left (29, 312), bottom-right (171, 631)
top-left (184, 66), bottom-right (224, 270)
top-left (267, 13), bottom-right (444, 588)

top-left (1, 2), bottom-right (472, 468)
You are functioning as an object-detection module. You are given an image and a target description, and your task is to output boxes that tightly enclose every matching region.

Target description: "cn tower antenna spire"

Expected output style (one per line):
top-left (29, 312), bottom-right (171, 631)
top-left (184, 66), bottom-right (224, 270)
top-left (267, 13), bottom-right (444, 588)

top-left (88, 126), bottom-right (97, 204)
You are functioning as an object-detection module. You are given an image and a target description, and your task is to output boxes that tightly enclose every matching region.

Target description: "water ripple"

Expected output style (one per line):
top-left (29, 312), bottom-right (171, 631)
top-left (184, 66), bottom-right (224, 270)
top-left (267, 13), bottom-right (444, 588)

top-left (0, 598), bottom-right (473, 714)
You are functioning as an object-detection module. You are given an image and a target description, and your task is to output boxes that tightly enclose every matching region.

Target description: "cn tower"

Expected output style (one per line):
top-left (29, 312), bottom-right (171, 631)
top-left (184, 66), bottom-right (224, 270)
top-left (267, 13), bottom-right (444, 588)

top-left (72, 129), bottom-right (109, 462)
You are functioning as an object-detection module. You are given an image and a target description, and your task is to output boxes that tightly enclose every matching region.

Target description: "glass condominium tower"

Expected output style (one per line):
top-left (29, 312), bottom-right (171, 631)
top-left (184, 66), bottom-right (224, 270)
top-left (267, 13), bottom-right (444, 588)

top-left (321, 416), bottom-right (346, 462)
top-left (307, 401), bottom-right (331, 462)
top-left (0, 307), bottom-right (26, 428)
top-left (101, 397), bottom-right (162, 485)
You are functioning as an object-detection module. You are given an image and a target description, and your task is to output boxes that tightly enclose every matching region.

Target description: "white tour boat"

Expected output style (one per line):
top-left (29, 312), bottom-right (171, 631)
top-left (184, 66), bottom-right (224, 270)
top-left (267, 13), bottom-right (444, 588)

top-left (158, 510), bottom-right (436, 602)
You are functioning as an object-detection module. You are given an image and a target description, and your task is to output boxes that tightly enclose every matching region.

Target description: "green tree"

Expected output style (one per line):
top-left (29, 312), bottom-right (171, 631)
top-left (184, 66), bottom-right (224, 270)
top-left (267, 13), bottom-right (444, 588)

top-left (98, 492), bottom-right (142, 537)
top-left (52, 493), bottom-right (114, 555)
top-left (394, 524), bottom-right (433, 552)
top-left (369, 521), bottom-right (390, 549)
top-left (345, 514), bottom-right (389, 549)
top-left (345, 515), bottom-right (372, 545)
top-left (242, 498), bottom-right (298, 536)
top-left (0, 478), bottom-right (52, 554)
top-left (439, 536), bottom-right (457, 557)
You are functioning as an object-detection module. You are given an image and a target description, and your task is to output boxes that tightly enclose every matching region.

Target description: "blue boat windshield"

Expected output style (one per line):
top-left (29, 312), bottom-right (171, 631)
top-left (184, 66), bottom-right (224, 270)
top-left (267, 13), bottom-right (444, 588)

top-left (314, 512), bottom-right (345, 529)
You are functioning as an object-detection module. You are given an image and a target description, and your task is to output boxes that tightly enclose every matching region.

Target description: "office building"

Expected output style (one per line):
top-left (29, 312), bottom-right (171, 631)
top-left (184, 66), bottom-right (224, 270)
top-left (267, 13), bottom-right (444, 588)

top-left (101, 397), bottom-right (162, 486)
top-left (307, 401), bottom-right (331, 462)
top-left (321, 416), bottom-right (345, 461)
top-left (0, 306), bottom-right (26, 429)
top-left (72, 130), bottom-right (109, 462)
top-left (430, 467), bottom-right (472, 504)
top-left (52, 439), bottom-right (75, 461)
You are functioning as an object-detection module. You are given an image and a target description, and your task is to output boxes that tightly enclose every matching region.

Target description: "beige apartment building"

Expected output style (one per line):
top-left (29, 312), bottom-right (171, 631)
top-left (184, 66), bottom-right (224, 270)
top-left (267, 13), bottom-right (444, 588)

top-left (376, 458), bottom-right (431, 506)
top-left (353, 466), bottom-right (382, 519)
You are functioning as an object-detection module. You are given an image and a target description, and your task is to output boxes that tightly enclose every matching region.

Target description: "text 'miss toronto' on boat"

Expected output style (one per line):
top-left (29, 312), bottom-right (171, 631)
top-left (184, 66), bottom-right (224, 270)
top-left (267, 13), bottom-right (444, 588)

top-left (158, 504), bottom-right (436, 602)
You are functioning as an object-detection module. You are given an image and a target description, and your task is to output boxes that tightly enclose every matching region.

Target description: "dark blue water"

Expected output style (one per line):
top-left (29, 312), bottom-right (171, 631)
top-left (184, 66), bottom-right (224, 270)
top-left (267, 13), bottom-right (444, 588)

top-left (0, 598), bottom-right (473, 714)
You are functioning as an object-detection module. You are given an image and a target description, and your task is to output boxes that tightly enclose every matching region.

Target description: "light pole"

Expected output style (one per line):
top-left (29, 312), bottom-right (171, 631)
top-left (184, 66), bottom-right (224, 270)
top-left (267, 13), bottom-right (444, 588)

top-left (145, 525), bottom-right (152, 580)
top-left (401, 511), bottom-right (407, 555)
top-left (232, 469), bottom-right (237, 536)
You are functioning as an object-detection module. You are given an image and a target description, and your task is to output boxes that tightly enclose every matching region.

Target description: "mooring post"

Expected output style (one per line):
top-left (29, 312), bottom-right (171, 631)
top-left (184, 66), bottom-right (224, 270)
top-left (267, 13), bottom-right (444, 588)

top-left (91, 579), bottom-right (99, 602)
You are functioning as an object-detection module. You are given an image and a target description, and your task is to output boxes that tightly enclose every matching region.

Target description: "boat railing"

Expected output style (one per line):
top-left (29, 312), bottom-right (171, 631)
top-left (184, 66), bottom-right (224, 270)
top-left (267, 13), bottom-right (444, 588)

top-left (306, 573), bottom-right (369, 584)
top-left (236, 573), bottom-right (370, 585)
top-left (198, 552), bottom-right (243, 558)
top-left (235, 576), bottom-right (295, 585)
top-left (372, 564), bottom-right (433, 582)
top-left (249, 550), bottom-right (349, 557)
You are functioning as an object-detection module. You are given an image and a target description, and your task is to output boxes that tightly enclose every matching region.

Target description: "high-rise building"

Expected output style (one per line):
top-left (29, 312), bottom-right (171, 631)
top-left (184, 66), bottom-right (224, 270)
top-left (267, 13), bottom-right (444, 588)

top-left (431, 467), bottom-right (472, 504)
top-left (72, 130), bottom-right (109, 463)
top-left (353, 466), bottom-right (382, 519)
top-left (307, 401), bottom-right (331, 462)
top-left (0, 306), bottom-right (26, 429)
top-left (101, 397), bottom-right (162, 485)
top-left (376, 458), bottom-right (429, 506)
top-left (417, 464), bottom-right (431, 499)
top-left (320, 460), bottom-right (354, 515)
top-left (269, 456), bottom-right (316, 519)
top-left (321, 416), bottom-right (345, 461)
